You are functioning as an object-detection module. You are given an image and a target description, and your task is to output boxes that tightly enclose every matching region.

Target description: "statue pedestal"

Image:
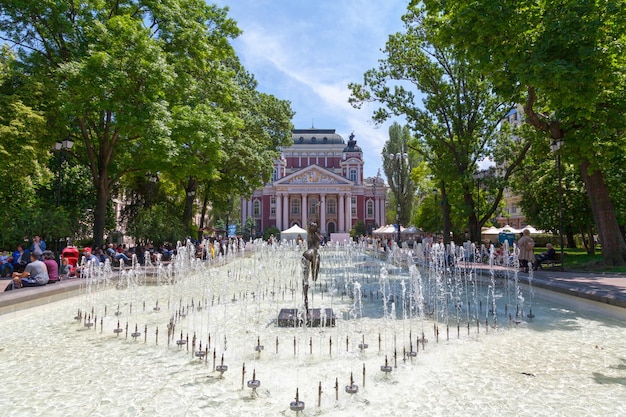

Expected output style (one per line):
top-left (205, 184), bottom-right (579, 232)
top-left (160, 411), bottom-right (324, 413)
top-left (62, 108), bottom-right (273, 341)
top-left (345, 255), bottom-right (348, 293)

top-left (277, 308), bottom-right (336, 327)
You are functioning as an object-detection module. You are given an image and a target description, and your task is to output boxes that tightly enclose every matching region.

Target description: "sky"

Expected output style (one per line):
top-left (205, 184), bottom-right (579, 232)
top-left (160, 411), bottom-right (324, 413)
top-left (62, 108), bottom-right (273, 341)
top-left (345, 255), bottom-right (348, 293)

top-left (213, 0), bottom-right (412, 178)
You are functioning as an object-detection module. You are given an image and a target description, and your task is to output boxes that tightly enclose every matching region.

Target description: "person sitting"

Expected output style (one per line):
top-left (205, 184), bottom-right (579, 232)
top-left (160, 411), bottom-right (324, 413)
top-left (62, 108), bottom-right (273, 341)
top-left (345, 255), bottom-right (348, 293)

top-left (12, 245), bottom-right (29, 273)
top-left (81, 247), bottom-right (100, 266)
top-left (75, 247), bottom-right (100, 278)
top-left (8, 252), bottom-right (49, 289)
top-left (533, 243), bottom-right (556, 270)
top-left (42, 250), bottom-right (59, 283)
top-left (59, 256), bottom-right (74, 280)
top-left (95, 248), bottom-right (108, 264)
top-left (0, 250), bottom-right (13, 277)
top-left (106, 243), bottom-right (117, 258)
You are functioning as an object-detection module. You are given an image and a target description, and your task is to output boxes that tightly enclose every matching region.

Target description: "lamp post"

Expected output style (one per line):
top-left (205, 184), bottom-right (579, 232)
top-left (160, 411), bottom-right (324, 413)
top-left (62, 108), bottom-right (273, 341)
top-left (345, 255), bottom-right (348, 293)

top-left (388, 151), bottom-right (408, 246)
top-left (53, 138), bottom-right (74, 255)
top-left (550, 139), bottom-right (565, 271)
top-left (54, 138), bottom-right (75, 207)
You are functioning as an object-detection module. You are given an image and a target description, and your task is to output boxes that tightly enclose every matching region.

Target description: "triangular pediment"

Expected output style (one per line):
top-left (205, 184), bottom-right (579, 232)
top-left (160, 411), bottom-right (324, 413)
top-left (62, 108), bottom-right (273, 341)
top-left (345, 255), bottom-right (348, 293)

top-left (274, 165), bottom-right (353, 186)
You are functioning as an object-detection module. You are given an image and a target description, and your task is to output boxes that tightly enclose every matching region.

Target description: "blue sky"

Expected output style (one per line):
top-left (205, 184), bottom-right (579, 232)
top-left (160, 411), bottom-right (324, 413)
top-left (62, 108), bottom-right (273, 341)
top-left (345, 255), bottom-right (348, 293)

top-left (213, 0), bottom-right (412, 178)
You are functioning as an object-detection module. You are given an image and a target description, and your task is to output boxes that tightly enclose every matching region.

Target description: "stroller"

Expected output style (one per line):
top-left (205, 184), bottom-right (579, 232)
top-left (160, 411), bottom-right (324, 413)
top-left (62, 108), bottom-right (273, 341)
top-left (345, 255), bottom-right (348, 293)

top-left (61, 246), bottom-right (80, 278)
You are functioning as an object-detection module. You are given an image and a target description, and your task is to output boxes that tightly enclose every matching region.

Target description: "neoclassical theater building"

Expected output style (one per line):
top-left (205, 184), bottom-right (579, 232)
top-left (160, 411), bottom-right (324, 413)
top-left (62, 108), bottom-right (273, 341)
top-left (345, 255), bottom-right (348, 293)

top-left (240, 128), bottom-right (388, 238)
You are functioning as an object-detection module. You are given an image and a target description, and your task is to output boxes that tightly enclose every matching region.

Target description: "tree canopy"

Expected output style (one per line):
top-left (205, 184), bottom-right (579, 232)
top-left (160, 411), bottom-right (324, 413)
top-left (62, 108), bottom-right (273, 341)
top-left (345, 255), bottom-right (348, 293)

top-left (349, 6), bottom-right (527, 243)
top-left (422, 0), bottom-right (626, 265)
top-left (0, 0), bottom-right (293, 247)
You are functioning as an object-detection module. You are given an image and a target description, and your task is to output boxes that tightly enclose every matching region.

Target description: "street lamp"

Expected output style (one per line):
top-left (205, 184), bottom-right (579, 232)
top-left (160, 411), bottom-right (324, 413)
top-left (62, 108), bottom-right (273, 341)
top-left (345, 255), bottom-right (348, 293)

top-left (54, 138), bottom-right (75, 207)
top-left (550, 139), bottom-right (565, 271)
top-left (388, 151), bottom-right (408, 246)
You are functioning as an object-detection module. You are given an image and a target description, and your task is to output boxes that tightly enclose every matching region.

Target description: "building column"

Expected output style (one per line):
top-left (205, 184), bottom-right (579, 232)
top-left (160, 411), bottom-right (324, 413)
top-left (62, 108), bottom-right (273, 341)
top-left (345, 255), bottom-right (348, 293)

top-left (301, 193), bottom-right (307, 227)
top-left (276, 193), bottom-right (282, 231)
top-left (338, 193), bottom-right (345, 232)
top-left (345, 193), bottom-right (352, 232)
top-left (283, 194), bottom-right (289, 228)
top-left (320, 193), bottom-right (326, 234)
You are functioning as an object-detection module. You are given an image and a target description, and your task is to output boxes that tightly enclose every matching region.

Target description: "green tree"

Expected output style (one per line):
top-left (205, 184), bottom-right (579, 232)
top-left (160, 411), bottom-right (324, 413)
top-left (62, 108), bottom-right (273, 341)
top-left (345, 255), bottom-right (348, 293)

top-left (349, 6), bottom-right (528, 244)
top-left (350, 219), bottom-right (367, 239)
top-left (0, 1), bottom-right (242, 247)
top-left (126, 202), bottom-right (184, 247)
top-left (511, 141), bottom-right (595, 252)
top-left (382, 123), bottom-right (416, 228)
top-left (424, 0), bottom-right (626, 265)
top-left (0, 48), bottom-right (47, 219)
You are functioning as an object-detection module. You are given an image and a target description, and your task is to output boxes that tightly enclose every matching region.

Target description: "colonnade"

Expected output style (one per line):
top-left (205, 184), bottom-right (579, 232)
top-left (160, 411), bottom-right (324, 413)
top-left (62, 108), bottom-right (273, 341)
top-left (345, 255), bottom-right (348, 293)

top-left (242, 191), bottom-right (386, 235)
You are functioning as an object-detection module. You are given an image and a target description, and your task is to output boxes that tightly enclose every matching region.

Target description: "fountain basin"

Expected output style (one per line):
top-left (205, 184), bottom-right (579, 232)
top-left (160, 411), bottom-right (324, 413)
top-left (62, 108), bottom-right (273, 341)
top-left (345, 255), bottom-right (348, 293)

top-left (0, 245), bottom-right (624, 416)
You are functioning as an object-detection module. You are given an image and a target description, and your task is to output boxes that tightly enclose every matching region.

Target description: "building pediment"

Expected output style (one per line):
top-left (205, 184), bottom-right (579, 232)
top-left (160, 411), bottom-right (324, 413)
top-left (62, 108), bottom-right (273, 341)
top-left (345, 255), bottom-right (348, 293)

top-left (275, 165), bottom-right (352, 186)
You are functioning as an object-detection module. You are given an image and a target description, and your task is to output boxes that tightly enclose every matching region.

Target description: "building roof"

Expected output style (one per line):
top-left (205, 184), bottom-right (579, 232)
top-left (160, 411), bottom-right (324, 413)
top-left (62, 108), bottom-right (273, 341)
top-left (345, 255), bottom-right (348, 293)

top-left (292, 129), bottom-right (345, 145)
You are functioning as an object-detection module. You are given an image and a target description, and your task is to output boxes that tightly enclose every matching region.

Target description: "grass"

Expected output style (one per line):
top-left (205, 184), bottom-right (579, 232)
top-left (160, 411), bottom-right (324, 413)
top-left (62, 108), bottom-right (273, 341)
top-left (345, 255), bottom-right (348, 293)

top-left (534, 246), bottom-right (626, 273)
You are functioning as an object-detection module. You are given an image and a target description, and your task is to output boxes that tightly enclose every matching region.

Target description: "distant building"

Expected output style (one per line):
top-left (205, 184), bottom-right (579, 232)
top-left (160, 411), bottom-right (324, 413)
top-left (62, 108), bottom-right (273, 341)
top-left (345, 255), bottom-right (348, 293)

top-left (496, 105), bottom-right (527, 229)
top-left (240, 128), bottom-right (387, 237)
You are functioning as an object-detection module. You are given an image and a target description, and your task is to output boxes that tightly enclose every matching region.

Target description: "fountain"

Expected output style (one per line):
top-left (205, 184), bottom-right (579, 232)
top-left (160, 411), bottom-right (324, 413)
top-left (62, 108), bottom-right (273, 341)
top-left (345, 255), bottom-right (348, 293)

top-left (0, 239), bottom-right (625, 416)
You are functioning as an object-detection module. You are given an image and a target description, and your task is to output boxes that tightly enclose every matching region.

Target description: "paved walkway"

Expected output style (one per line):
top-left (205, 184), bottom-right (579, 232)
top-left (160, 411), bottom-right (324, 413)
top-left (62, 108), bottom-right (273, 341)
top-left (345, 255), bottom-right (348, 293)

top-left (1, 264), bottom-right (625, 315)
top-left (517, 267), bottom-right (626, 309)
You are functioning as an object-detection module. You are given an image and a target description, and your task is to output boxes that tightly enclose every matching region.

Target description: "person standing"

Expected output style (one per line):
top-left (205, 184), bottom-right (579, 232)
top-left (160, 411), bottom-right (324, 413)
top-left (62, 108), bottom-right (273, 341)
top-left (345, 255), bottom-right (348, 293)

top-left (30, 235), bottom-right (46, 259)
top-left (517, 229), bottom-right (535, 273)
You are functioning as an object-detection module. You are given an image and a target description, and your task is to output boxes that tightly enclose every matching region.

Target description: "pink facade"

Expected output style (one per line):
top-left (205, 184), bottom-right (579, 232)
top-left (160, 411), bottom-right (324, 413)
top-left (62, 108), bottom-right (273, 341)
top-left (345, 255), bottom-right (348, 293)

top-left (241, 129), bottom-right (387, 237)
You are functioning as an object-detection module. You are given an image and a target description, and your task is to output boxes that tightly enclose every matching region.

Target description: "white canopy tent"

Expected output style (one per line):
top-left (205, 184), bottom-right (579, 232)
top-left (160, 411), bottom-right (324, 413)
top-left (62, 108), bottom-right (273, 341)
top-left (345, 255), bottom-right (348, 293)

top-left (280, 224), bottom-right (307, 242)
top-left (481, 224), bottom-right (544, 243)
top-left (372, 225), bottom-right (404, 236)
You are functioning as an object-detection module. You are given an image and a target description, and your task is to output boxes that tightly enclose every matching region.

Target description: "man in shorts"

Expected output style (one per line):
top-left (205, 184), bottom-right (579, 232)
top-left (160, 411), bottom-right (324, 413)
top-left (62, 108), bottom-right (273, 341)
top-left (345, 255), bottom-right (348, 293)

top-left (11, 252), bottom-right (49, 288)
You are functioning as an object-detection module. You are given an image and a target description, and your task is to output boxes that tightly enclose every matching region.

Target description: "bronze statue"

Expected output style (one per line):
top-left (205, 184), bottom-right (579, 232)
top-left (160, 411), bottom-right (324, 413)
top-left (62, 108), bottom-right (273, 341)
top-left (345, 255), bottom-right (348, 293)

top-left (302, 221), bottom-right (321, 315)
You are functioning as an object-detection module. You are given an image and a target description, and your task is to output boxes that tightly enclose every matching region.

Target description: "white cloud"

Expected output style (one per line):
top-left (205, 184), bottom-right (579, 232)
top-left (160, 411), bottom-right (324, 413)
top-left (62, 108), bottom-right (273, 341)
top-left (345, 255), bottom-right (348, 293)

top-left (215, 0), bottom-right (411, 177)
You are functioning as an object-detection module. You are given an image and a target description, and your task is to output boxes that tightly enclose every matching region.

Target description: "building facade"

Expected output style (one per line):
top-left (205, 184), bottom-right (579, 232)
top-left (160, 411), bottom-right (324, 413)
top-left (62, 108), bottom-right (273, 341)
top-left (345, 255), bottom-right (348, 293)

top-left (241, 128), bottom-right (387, 237)
top-left (496, 105), bottom-right (528, 229)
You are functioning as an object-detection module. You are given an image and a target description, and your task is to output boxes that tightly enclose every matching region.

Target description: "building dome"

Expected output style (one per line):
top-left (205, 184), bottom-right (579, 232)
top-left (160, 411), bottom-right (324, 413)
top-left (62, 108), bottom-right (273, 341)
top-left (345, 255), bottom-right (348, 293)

top-left (292, 129), bottom-right (344, 145)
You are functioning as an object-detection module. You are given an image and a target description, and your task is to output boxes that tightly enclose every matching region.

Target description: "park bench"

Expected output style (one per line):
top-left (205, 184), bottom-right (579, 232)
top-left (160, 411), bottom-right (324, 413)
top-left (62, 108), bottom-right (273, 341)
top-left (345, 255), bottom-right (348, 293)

top-left (539, 252), bottom-right (564, 269)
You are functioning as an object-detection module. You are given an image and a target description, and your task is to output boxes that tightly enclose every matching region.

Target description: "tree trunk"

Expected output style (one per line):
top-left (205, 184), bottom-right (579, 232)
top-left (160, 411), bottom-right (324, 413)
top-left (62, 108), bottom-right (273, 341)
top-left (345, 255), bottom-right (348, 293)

top-left (93, 176), bottom-right (110, 248)
top-left (441, 184), bottom-right (452, 245)
top-left (579, 159), bottom-right (626, 265)
top-left (566, 231), bottom-right (576, 249)
top-left (198, 187), bottom-right (210, 241)
top-left (463, 189), bottom-right (480, 243)
top-left (182, 177), bottom-right (198, 231)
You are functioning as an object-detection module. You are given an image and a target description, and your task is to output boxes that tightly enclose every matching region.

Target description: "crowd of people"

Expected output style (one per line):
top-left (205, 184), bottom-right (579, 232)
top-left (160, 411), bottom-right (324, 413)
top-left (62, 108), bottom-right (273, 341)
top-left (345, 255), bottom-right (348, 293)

top-left (1, 234), bottom-right (247, 292)
top-left (1, 236), bottom-right (187, 292)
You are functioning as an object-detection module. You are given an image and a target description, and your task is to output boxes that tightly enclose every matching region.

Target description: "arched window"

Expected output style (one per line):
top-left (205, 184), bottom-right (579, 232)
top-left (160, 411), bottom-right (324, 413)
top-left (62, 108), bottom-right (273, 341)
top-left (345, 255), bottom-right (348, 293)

top-left (367, 200), bottom-right (374, 217)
